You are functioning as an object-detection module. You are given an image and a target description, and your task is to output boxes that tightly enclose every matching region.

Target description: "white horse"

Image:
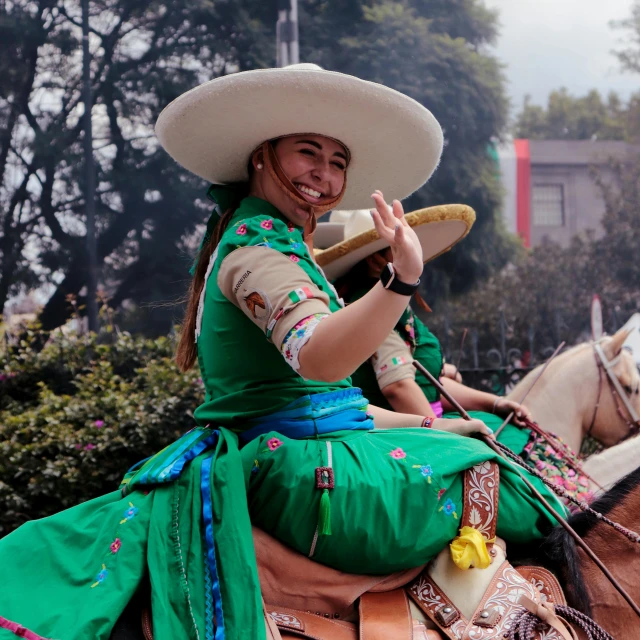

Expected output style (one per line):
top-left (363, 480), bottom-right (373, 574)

top-left (505, 328), bottom-right (640, 489)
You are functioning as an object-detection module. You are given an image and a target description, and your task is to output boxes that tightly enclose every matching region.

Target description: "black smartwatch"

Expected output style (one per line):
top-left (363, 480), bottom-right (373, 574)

top-left (379, 263), bottom-right (420, 296)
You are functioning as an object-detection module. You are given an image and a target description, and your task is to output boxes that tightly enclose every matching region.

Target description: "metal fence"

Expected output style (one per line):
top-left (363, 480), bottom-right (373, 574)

top-left (433, 308), bottom-right (628, 396)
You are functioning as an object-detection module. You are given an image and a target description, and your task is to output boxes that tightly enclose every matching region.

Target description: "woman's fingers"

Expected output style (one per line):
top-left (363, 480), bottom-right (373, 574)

top-left (370, 209), bottom-right (395, 243)
top-left (371, 192), bottom-right (395, 229)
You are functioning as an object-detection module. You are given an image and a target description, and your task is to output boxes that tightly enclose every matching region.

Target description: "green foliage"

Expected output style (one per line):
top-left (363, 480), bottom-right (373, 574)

top-left (304, 0), bottom-right (513, 293)
top-left (514, 89), bottom-right (638, 141)
top-left (1, 0), bottom-right (511, 330)
top-left (0, 329), bottom-right (203, 536)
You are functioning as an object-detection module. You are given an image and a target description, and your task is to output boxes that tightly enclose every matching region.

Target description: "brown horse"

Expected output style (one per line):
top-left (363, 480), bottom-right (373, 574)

top-left (535, 465), bottom-right (640, 639)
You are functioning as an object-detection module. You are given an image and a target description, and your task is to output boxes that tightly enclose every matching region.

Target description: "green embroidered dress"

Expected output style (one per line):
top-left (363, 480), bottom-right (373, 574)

top-left (0, 197), bottom-right (566, 640)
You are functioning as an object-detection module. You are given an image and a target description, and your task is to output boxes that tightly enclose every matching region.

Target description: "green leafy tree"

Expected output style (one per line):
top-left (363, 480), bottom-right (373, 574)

top-left (302, 0), bottom-right (513, 294)
top-left (514, 89), bottom-right (633, 140)
top-left (1, 0), bottom-right (511, 331)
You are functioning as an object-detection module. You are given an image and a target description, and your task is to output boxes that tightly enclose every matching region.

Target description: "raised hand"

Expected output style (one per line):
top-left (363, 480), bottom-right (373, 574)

top-left (370, 191), bottom-right (423, 284)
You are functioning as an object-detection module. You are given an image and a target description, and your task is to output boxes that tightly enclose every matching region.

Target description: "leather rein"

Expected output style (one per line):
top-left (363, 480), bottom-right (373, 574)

top-left (585, 341), bottom-right (640, 445)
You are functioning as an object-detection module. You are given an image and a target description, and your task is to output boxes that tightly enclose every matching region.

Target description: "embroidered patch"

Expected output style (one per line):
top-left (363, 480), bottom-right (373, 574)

top-left (315, 467), bottom-right (335, 489)
top-left (392, 356), bottom-right (407, 366)
top-left (243, 289), bottom-right (272, 322)
top-left (440, 498), bottom-right (458, 519)
top-left (390, 448), bottom-right (406, 460)
top-left (288, 287), bottom-right (314, 303)
top-left (267, 437), bottom-right (283, 451)
top-left (91, 564), bottom-right (108, 588)
top-left (120, 502), bottom-right (138, 524)
top-left (413, 464), bottom-right (433, 482)
top-left (260, 219), bottom-right (273, 230)
top-left (233, 270), bottom-right (252, 294)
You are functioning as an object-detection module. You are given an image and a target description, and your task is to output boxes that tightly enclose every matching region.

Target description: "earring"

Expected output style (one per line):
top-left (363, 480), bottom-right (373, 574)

top-left (256, 163), bottom-right (263, 170)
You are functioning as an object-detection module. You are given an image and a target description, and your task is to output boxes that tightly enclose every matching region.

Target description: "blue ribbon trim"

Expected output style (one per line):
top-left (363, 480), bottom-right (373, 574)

top-left (201, 445), bottom-right (226, 640)
top-left (239, 388), bottom-right (373, 444)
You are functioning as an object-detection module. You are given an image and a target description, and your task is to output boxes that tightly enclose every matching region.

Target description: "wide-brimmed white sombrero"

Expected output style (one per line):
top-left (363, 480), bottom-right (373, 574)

top-left (315, 205), bottom-right (475, 280)
top-left (156, 64), bottom-right (443, 210)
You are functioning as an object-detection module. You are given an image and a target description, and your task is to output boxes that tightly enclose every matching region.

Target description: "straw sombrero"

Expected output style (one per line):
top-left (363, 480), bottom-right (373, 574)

top-left (156, 64), bottom-right (443, 210)
top-left (315, 205), bottom-right (476, 280)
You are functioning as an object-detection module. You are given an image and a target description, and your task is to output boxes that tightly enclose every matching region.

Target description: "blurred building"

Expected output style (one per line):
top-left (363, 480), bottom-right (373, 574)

top-left (495, 140), bottom-right (638, 248)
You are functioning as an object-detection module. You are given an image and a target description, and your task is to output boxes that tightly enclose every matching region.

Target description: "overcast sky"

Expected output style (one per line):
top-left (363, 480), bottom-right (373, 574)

top-left (483, 0), bottom-right (638, 115)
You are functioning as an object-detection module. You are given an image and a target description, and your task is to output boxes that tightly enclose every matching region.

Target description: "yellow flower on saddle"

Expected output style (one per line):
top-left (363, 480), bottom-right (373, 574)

top-left (450, 526), bottom-right (495, 570)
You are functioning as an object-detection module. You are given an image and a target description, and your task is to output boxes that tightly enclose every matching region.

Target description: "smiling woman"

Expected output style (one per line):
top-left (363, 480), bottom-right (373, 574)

top-left (0, 63), bottom-right (567, 640)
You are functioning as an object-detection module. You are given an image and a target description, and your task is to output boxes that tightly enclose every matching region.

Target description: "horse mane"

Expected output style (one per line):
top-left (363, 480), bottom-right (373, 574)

top-left (540, 465), bottom-right (640, 614)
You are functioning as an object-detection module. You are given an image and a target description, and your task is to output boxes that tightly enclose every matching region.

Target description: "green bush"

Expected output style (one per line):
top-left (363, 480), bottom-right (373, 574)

top-left (0, 328), bottom-right (203, 536)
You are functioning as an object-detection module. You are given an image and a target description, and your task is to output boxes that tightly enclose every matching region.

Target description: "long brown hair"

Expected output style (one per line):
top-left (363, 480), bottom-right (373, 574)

top-left (175, 206), bottom-right (237, 371)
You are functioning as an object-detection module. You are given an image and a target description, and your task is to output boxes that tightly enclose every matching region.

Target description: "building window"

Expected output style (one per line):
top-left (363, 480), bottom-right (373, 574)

top-left (532, 184), bottom-right (565, 226)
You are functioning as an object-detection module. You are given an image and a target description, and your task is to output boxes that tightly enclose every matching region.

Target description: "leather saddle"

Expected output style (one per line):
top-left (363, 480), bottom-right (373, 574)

top-left (115, 462), bottom-right (571, 640)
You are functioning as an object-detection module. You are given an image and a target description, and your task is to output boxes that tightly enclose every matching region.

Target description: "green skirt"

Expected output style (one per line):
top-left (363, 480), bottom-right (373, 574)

top-left (242, 422), bottom-right (565, 575)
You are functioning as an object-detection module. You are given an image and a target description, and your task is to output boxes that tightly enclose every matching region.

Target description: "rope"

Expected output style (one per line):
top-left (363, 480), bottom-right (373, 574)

top-left (506, 605), bottom-right (615, 640)
top-left (492, 439), bottom-right (640, 545)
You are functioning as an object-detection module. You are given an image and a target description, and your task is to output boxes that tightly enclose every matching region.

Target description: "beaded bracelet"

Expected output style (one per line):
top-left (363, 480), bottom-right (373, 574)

top-left (422, 416), bottom-right (434, 429)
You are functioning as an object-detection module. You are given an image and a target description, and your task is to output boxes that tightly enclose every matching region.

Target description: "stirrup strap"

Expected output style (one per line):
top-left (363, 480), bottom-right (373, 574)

top-left (359, 589), bottom-right (413, 640)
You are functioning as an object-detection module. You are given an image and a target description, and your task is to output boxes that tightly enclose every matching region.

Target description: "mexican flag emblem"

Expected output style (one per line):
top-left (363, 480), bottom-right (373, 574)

top-left (392, 356), bottom-right (406, 366)
top-left (288, 287), bottom-right (314, 303)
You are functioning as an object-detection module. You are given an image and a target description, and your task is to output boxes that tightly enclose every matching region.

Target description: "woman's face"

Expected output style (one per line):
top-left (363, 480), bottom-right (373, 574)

top-left (251, 134), bottom-right (348, 228)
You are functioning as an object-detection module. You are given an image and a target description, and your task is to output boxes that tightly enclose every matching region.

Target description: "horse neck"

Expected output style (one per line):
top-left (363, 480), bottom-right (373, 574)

top-left (570, 470), bottom-right (640, 636)
top-left (507, 346), bottom-right (596, 452)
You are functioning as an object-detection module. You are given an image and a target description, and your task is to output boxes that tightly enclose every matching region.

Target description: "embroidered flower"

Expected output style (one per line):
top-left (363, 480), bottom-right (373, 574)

top-left (251, 459), bottom-right (260, 475)
top-left (94, 420), bottom-right (105, 428)
top-left (287, 222), bottom-right (295, 232)
top-left (290, 241), bottom-right (300, 249)
top-left (91, 564), bottom-right (108, 588)
top-left (260, 219), bottom-right (273, 230)
top-left (236, 224), bottom-right (247, 235)
top-left (120, 502), bottom-right (139, 524)
top-left (289, 255), bottom-right (300, 263)
top-left (440, 498), bottom-right (458, 519)
top-left (437, 488), bottom-right (446, 500)
top-left (390, 448), bottom-right (406, 459)
top-left (267, 438), bottom-right (283, 451)
top-left (414, 464), bottom-right (433, 482)
top-left (110, 538), bottom-right (122, 554)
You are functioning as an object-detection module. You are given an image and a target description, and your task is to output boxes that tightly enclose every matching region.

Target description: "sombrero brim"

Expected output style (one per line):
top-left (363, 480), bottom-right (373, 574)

top-left (155, 68), bottom-right (443, 210)
top-left (313, 222), bottom-right (345, 249)
top-left (315, 205), bottom-right (476, 280)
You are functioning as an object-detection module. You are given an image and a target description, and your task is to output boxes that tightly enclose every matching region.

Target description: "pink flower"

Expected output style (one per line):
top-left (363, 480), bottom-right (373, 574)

top-left (94, 420), bottom-right (104, 428)
top-left (390, 448), bottom-right (406, 459)
top-left (289, 255), bottom-right (300, 263)
top-left (287, 222), bottom-right (295, 232)
top-left (85, 443), bottom-right (96, 451)
top-left (260, 219), bottom-right (273, 230)
top-left (267, 437), bottom-right (283, 451)
top-left (110, 538), bottom-right (121, 554)
top-left (236, 224), bottom-right (247, 235)
top-left (437, 489), bottom-right (446, 500)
